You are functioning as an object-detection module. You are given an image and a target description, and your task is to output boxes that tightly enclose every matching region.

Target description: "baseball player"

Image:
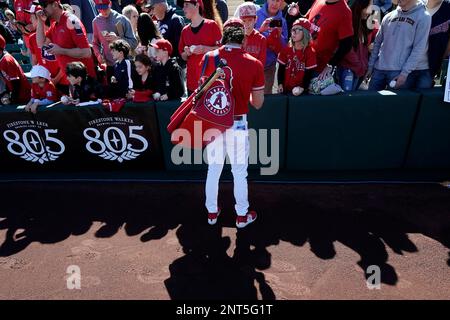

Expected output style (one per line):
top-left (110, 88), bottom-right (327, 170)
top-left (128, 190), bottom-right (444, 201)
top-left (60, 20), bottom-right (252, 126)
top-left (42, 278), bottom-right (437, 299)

top-left (199, 18), bottom-right (265, 229)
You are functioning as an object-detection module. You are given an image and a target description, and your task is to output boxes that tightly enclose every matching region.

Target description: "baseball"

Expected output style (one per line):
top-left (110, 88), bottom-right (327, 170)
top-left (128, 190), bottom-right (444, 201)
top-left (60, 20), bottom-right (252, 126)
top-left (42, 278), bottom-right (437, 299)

top-left (153, 92), bottom-right (161, 100)
top-left (389, 80), bottom-right (397, 88)
top-left (61, 95), bottom-right (69, 104)
top-left (292, 86), bottom-right (304, 96)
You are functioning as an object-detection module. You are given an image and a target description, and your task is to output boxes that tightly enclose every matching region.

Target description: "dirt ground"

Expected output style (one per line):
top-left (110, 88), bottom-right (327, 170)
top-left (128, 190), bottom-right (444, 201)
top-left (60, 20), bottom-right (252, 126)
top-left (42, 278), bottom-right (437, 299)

top-left (0, 182), bottom-right (449, 300)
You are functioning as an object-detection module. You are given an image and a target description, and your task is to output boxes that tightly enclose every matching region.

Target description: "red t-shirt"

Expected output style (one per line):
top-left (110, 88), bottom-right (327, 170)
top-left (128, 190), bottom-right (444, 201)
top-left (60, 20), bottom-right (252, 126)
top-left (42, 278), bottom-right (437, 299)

top-left (243, 29), bottom-right (267, 67)
top-left (0, 52), bottom-right (31, 103)
top-left (200, 46), bottom-right (265, 115)
top-left (178, 19), bottom-right (222, 92)
top-left (45, 11), bottom-right (96, 79)
top-left (307, 0), bottom-right (353, 72)
top-left (14, 0), bottom-right (34, 49)
top-left (31, 81), bottom-right (59, 102)
top-left (14, 0), bottom-right (33, 25)
top-left (277, 45), bottom-right (317, 91)
top-left (29, 32), bottom-right (68, 85)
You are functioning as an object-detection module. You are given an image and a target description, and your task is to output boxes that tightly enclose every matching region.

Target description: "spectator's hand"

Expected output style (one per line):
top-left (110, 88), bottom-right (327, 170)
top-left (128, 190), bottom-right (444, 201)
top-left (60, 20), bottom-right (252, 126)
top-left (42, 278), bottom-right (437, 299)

top-left (111, 76), bottom-right (117, 84)
top-left (47, 43), bottom-right (63, 55)
top-left (259, 18), bottom-right (271, 33)
top-left (160, 94), bottom-right (168, 101)
top-left (24, 102), bottom-right (33, 113)
top-left (184, 46), bottom-right (192, 57)
top-left (287, 3), bottom-right (300, 16)
top-left (278, 84), bottom-right (284, 93)
top-left (25, 102), bottom-right (39, 114)
top-left (394, 74), bottom-right (407, 89)
top-left (29, 102), bottom-right (39, 114)
top-left (36, 10), bottom-right (46, 21)
top-left (126, 89), bottom-right (135, 100)
top-left (318, 65), bottom-right (333, 81)
top-left (104, 33), bottom-right (120, 43)
top-left (135, 45), bottom-right (147, 55)
top-left (368, 43), bottom-right (374, 52)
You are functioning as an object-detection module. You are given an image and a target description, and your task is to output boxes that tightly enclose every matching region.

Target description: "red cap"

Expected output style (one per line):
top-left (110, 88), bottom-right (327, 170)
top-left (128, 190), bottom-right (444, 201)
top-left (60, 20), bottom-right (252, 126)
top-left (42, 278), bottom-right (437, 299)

top-left (94, 0), bottom-right (111, 10)
top-left (184, 0), bottom-right (204, 13)
top-left (223, 17), bottom-right (244, 30)
top-left (0, 35), bottom-right (5, 50)
top-left (292, 18), bottom-right (312, 33)
top-left (151, 39), bottom-right (173, 56)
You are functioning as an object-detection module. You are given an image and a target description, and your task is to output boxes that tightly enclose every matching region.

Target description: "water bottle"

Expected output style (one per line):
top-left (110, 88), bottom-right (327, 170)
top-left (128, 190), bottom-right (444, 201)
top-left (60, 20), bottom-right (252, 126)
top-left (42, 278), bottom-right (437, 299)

top-left (342, 69), bottom-right (354, 91)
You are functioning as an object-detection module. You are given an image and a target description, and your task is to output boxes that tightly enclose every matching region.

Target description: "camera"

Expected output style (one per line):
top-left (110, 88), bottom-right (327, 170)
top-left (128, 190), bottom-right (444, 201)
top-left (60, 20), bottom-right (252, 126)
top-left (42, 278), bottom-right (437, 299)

top-left (269, 19), bottom-right (282, 28)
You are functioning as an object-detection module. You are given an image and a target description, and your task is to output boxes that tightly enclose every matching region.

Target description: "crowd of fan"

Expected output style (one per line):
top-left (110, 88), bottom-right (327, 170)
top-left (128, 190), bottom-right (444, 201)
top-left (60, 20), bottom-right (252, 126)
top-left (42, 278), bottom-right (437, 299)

top-left (0, 0), bottom-right (448, 113)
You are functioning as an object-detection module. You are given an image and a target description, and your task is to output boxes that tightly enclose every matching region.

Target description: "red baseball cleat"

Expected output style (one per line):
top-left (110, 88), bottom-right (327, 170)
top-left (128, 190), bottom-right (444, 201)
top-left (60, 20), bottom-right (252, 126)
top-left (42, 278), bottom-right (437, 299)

top-left (236, 211), bottom-right (257, 229)
top-left (208, 208), bottom-right (221, 225)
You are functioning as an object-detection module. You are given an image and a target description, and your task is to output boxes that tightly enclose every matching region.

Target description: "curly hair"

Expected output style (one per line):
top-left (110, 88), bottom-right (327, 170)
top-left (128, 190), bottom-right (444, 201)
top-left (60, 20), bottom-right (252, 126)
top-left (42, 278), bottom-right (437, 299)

top-left (109, 39), bottom-right (131, 57)
top-left (222, 26), bottom-right (244, 45)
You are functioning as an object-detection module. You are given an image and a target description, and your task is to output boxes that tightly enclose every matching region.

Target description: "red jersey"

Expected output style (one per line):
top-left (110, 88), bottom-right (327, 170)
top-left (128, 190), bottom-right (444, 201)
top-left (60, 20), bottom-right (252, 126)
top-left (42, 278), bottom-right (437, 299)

top-left (14, 0), bottom-right (33, 25)
top-left (307, 0), bottom-right (353, 72)
top-left (29, 32), bottom-right (67, 85)
top-left (14, 0), bottom-right (34, 48)
top-left (0, 52), bottom-right (31, 103)
top-left (178, 19), bottom-right (222, 92)
top-left (31, 81), bottom-right (59, 102)
top-left (277, 45), bottom-right (317, 91)
top-left (200, 45), bottom-right (265, 115)
top-left (45, 11), bottom-right (96, 79)
top-left (243, 29), bottom-right (267, 67)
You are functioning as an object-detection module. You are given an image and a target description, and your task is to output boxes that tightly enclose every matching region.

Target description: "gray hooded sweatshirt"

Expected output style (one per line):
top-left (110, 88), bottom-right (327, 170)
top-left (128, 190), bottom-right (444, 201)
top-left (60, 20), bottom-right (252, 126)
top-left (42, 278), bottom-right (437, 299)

top-left (368, 2), bottom-right (432, 77)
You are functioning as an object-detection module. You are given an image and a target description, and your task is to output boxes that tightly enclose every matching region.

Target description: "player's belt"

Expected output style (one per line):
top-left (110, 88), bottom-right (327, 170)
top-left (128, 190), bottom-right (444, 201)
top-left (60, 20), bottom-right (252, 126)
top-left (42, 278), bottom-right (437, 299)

top-left (234, 115), bottom-right (245, 121)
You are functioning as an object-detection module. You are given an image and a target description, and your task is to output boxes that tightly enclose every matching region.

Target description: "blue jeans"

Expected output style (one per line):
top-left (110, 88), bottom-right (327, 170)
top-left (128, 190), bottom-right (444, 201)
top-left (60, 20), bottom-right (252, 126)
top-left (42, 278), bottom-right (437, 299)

top-left (369, 69), bottom-right (433, 90)
top-left (337, 67), bottom-right (361, 92)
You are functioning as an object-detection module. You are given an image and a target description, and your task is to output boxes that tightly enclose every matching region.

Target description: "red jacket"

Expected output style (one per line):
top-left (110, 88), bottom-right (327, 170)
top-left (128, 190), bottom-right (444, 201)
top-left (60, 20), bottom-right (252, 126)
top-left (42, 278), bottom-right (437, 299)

top-left (339, 28), bottom-right (378, 77)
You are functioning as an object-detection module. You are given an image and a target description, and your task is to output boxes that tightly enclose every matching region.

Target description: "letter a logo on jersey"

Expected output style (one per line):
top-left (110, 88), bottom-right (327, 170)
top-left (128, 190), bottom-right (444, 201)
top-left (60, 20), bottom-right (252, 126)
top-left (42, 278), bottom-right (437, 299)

top-left (204, 86), bottom-right (232, 116)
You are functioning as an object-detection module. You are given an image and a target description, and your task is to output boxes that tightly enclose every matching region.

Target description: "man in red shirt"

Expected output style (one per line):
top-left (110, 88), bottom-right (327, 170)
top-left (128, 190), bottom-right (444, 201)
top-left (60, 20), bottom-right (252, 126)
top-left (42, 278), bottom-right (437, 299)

top-left (25, 4), bottom-right (66, 89)
top-left (13, 0), bottom-right (35, 49)
top-left (0, 35), bottom-right (31, 104)
top-left (306, 0), bottom-right (353, 80)
top-left (178, 0), bottom-right (222, 94)
top-left (236, 2), bottom-right (267, 66)
top-left (200, 18), bottom-right (265, 229)
top-left (35, 0), bottom-right (96, 94)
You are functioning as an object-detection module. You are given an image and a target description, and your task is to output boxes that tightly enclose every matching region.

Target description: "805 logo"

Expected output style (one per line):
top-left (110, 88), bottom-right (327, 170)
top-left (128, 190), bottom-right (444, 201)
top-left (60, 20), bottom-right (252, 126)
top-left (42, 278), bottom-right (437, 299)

top-left (3, 127), bottom-right (65, 164)
top-left (83, 125), bottom-right (149, 163)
